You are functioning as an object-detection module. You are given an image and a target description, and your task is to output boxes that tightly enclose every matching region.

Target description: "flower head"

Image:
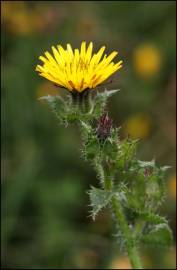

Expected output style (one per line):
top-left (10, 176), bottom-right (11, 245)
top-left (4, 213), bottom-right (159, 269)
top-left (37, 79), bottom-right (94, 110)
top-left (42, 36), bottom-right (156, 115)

top-left (36, 41), bottom-right (123, 92)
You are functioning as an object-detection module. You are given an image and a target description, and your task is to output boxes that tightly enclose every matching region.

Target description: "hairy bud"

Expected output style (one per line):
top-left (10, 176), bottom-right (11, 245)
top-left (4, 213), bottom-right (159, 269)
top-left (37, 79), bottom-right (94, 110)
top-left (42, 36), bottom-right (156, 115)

top-left (96, 112), bottom-right (113, 140)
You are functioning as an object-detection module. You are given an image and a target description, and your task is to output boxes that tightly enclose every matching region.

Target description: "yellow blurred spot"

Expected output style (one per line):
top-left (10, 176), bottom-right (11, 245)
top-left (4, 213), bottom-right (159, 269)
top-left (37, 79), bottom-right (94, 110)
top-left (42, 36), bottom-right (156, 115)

top-left (36, 82), bottom-right (60, 100)
top-left (2, 1), bottom-right (34, 35)
top-left (168, 174), bottom-right (176, 199)
top-left (123, 114), bottom-right (151, 139)
top-left (1, 1), bottom-right (57, 35)
top-left (2, 1), bottom-right (26, 18)
top-left (133, 44), bottom-right (161, 78)
top-left (109, 255), bottom-right (132, 269)
top-left (10, 13), bottom-right (34, 35)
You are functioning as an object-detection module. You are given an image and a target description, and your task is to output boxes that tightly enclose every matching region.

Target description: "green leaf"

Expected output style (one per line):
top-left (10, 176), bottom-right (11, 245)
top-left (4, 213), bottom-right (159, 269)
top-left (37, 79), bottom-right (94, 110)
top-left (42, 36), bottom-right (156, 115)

top-left (141, 223), bottom-right (173, 246)
top-left (116, 138), bottom-right (138, 170)
top-left (39, 95), bottom-right (66, 109)
top-left (95, 89), bottom-right (120, 101)
top-left (137, 212), bottom-right (172, 246)
top-left (93, 158), bottom-right (105, 184)
top-left (101, 89), bottom-right (120, 97)
top-left (80, 121), bottom-right (93, 139)
top-left (88, 186), bottom-right (113, 220)
top-left (103, 139), bottom-right (118, 160)
top-left (138, 212), bottom-right (168, 225)
top-left (84, 139), bottom-right (99, 160)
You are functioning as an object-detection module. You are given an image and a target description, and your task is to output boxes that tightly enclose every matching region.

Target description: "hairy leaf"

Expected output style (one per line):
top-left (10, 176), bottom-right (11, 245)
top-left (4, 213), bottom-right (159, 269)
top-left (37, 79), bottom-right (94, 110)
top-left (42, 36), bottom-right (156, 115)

top-left (88, 186), bottom-right (113, 220)
top-left (92, 89), bottom-right (119, 117)
top-left (138, 212), bottom-right (168, 225)
top-left (141, 223), bottom-right (173, 246)
top-left (39, 95), bottom-right (67, 123)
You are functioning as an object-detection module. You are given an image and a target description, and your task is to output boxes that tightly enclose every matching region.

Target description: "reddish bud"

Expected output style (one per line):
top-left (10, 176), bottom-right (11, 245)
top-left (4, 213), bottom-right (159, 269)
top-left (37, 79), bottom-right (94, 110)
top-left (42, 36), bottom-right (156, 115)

top-left (96, 113), bottom-right (113, 140)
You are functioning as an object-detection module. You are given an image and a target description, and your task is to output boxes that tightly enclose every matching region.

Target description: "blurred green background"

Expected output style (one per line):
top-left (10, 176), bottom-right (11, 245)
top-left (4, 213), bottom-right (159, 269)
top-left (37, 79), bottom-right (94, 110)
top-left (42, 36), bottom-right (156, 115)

top-left (1, 1), bottom-right (176, 269)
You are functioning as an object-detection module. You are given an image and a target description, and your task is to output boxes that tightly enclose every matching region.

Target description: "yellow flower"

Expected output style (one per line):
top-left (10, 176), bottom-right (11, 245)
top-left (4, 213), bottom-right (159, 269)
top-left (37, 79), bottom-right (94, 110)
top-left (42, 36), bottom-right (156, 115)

top-left (36, 42), bottom-right (123, 92)
top-left (123, 114), bottom-right (151, 139)
top-left (133, 44), bottom-right (161, 78)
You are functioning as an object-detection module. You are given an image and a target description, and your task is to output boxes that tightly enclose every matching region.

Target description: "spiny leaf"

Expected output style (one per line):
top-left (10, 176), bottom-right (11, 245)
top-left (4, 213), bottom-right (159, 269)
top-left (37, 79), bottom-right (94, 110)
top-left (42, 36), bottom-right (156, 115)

top-left (88, 186), bottom-right (113, 220)
top-left (138, 212), bottom-right (168, 225)
top-left (94, 89), bottom-right (120, 106)
top-left (39, 95), bottom-right (65, 106)
top-left (80, 121), bottom-right (93, 138)
top-left (141, 223), bottom-right (173, 246)
top-left (101, 89), bottom-right (120, 97)
top-left (93, 158), bottom-right (105, 184)
top-left (39, 95), bottom-right (67, 122)
top-left (160, 165), bottom-right (172, 172)
top-left (92, 89), bottom-right (120, 117)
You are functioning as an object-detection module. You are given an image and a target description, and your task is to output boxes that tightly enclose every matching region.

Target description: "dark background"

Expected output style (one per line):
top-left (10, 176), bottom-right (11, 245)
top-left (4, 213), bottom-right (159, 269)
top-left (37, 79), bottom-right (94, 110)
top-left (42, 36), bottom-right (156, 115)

top-left (1, 1), bottom-right (176, 269)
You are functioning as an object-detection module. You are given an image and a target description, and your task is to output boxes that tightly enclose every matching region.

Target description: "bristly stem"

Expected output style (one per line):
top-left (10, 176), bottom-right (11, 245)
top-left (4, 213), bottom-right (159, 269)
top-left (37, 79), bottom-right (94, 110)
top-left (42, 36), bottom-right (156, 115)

top-left (104, 177), bottom-right (143, 269)
top-left (81, 117), bottom-right (143, 269)
top-left (111, 196), bottom-right (143, 269)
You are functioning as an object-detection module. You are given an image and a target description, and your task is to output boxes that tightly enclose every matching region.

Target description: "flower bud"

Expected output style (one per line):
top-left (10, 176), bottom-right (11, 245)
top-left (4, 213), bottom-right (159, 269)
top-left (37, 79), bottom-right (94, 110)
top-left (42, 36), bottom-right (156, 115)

top-left (96, 112), bottom-right (113, 140)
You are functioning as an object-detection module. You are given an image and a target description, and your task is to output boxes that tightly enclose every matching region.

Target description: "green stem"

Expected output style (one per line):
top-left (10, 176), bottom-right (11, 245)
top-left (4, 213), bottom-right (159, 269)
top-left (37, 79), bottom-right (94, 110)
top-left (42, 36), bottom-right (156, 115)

top-left (111, 196), bottom-right (143, 269)
top-left (105, 178), bottom-right (143, 269)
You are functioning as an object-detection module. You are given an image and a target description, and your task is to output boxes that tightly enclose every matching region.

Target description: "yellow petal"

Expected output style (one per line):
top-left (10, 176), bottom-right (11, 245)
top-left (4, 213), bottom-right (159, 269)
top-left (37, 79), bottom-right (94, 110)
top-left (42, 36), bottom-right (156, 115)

top-left (57, 45), bottom-right (67, 64)
top-left (85, 42), bottom-right (93, 63)
top-left (36, 65), bottom-right (45, 72)
top-left (80, 41), bottom-right (86, 59)
top-left (52, 46), bottom-right (62, 66)
top-left (98, 51), bottom-right (118, 69)
top-left (67, 43), bottom-right (74, 59)
top-left (39, 56), bottom-right (48, 64)
top-left (94, 46), bottom-right (106, 64)
top-left (44, 51), bottom-right (58, 66)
